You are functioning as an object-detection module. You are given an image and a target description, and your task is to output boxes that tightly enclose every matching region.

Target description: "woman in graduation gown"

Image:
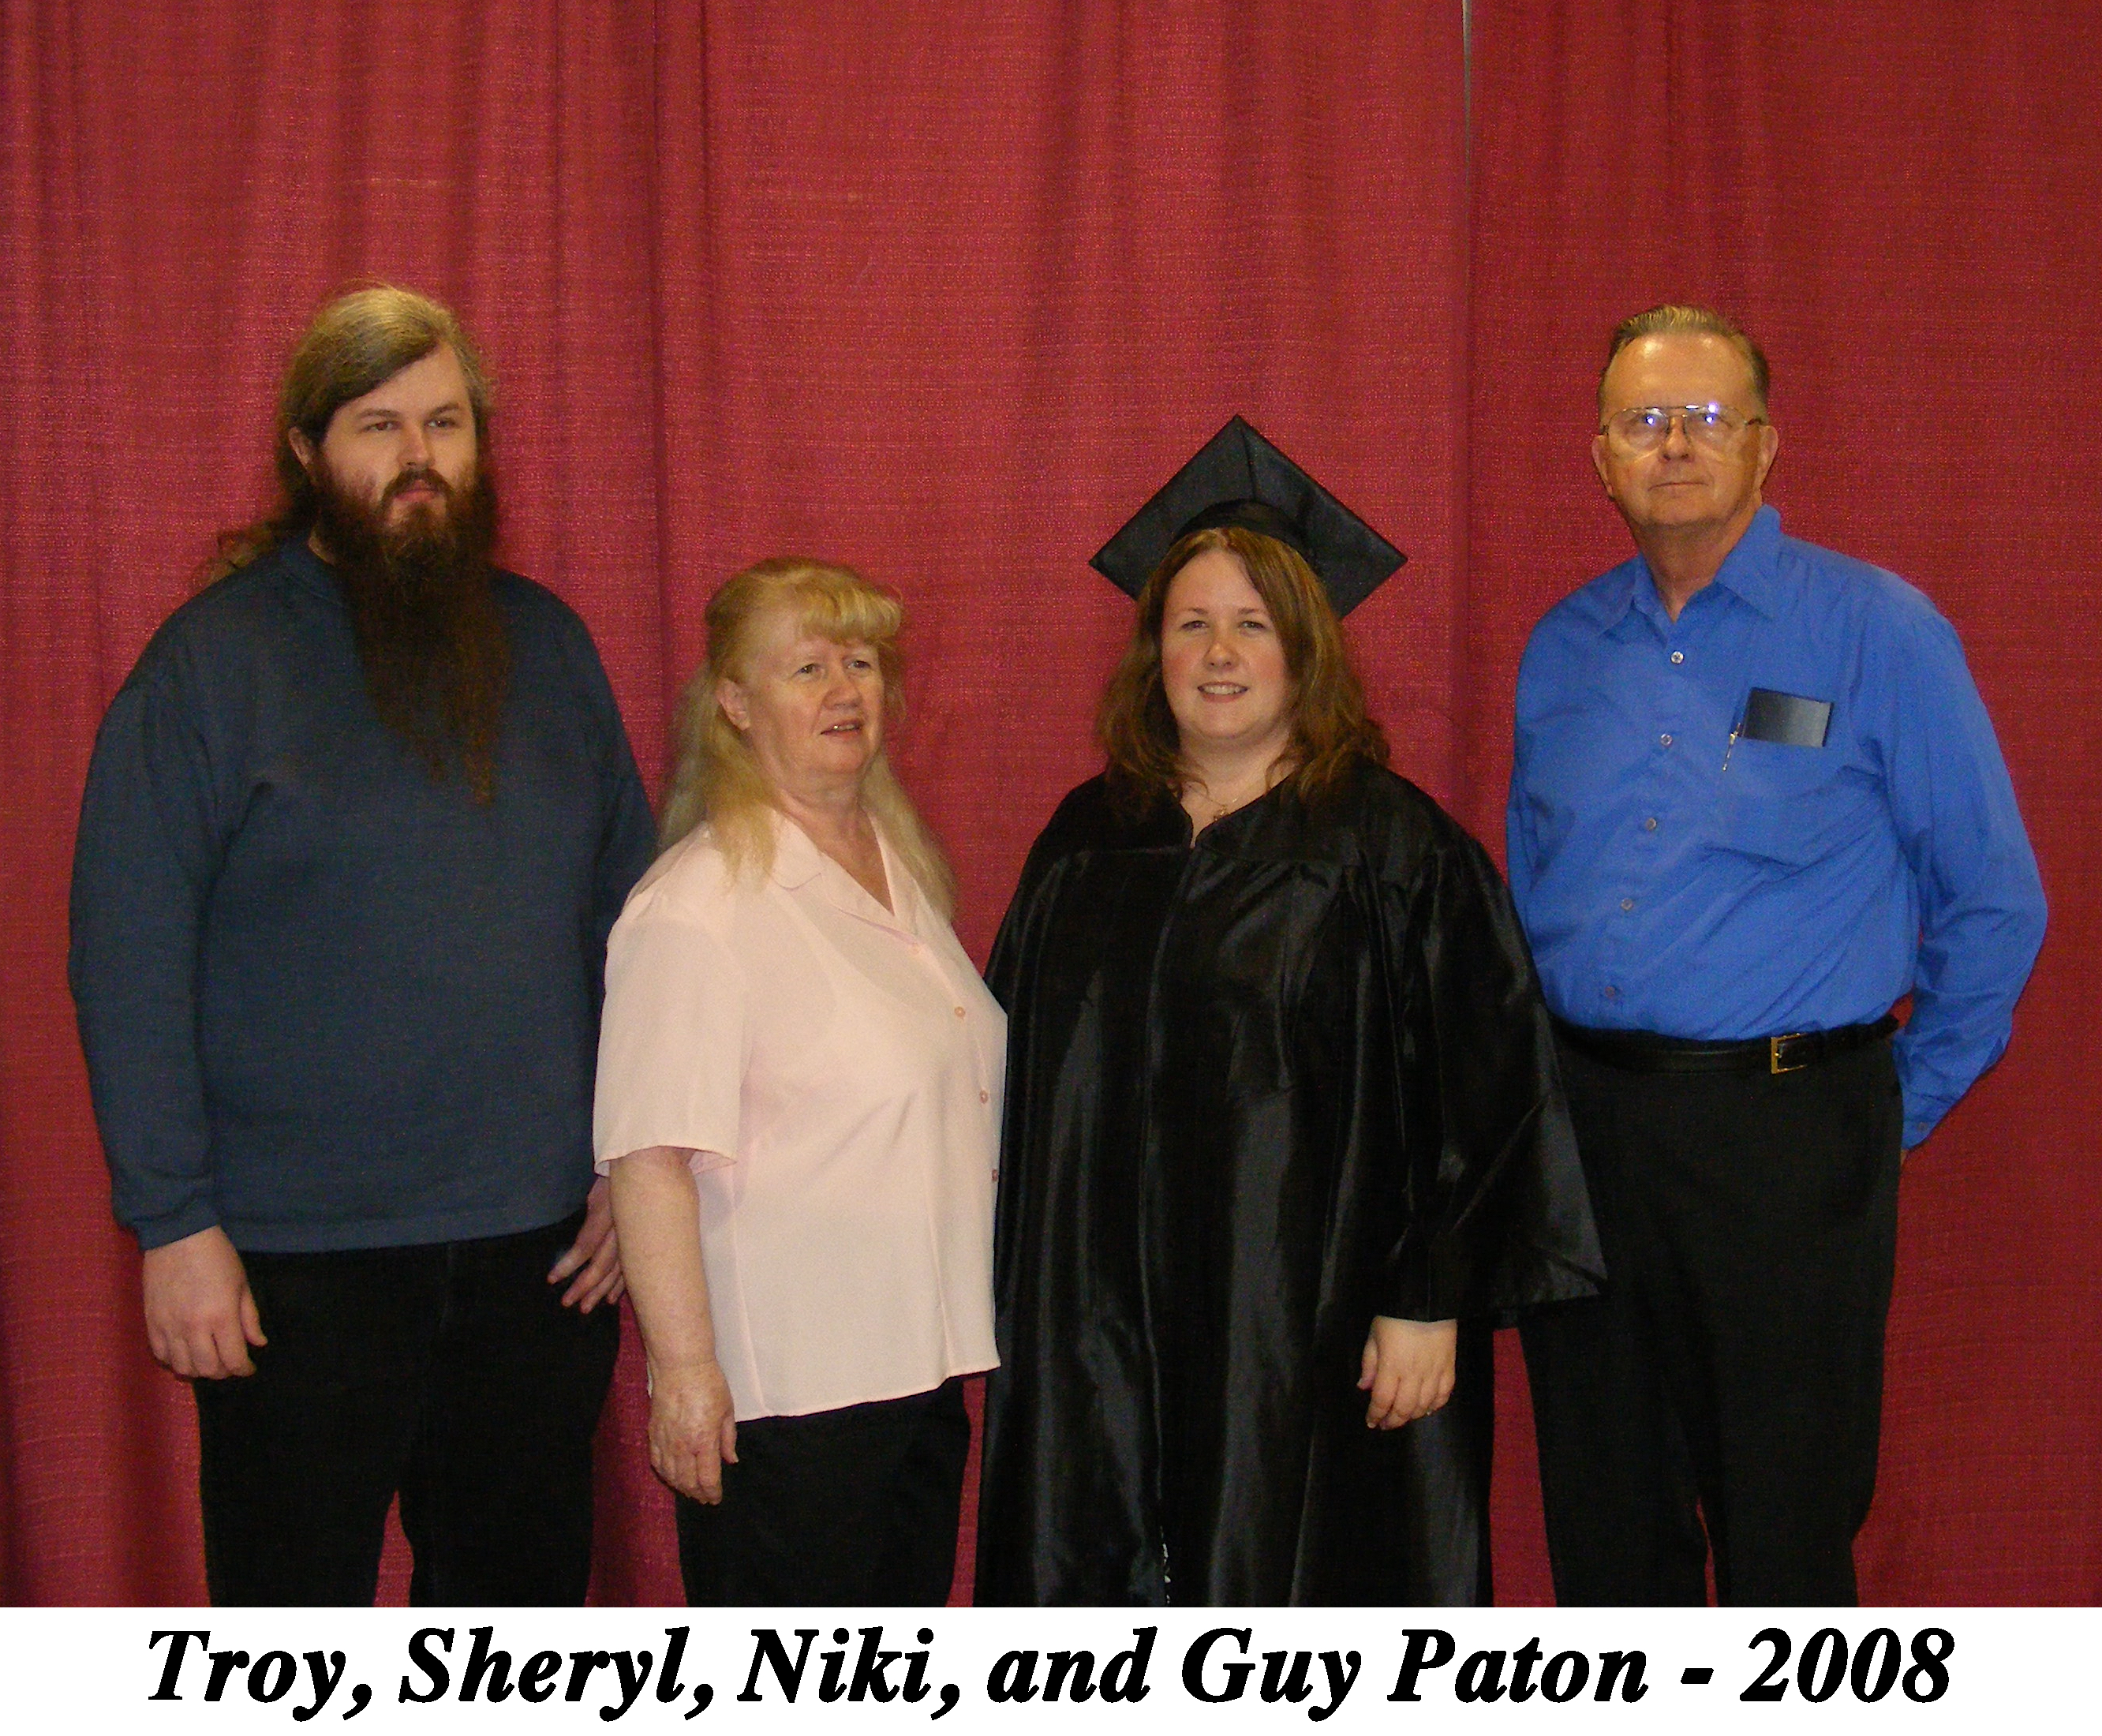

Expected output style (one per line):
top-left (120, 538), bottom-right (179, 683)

top-left (975, 419), bottom-right (1603, 1606)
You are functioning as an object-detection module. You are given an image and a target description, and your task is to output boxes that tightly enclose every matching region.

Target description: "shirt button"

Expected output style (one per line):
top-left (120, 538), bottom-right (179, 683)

top-left (1604, 985), bottom-right (1620, 998)
top-left (1670, 650), bottom-right (1684, 664)
top-left (1659, 732), bottom-right (1673, 747)
top-left (1621, 897), bottom-right (1635, 911)
top-left (1644, 816), bottom-right (1658, 831)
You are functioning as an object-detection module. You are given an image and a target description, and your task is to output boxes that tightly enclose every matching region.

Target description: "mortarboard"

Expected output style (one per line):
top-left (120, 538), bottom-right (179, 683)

top-left (1088, 415), bottom-right (1405, 616)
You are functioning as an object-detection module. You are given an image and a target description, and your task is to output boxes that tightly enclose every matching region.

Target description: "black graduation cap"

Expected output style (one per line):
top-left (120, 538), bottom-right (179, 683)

top-left (1089, 415), bottom-right (1405, 616)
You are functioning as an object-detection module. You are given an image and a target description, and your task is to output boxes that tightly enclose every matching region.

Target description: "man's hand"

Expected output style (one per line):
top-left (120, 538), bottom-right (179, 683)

top-left (646, 1358), bottom-right (739, 1503)
top-left (548, 1175), bottom-right (625, 1311)
top-left (1358, 1315), bottom-right (1458, 1429)
top-left (142, 1226), bottom-right (265, 1379)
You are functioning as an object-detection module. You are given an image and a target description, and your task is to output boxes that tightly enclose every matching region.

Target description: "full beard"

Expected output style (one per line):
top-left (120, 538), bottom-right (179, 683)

top-left (313, 461), bottom-right (510, 803)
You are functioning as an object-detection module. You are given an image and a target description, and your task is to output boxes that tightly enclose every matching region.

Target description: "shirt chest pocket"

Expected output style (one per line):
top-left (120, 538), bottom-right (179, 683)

top-left (1714, 738), bottom-right (1873, 867)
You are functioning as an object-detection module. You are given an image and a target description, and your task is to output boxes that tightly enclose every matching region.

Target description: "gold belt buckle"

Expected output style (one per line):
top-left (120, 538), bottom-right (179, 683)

top-left (1770, 1032), bottom-right (1809, 1074)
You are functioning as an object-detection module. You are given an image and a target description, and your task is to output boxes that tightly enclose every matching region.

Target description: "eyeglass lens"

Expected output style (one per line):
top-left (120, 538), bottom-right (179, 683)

top-left (1608, 405), bottom-right (1750, 452)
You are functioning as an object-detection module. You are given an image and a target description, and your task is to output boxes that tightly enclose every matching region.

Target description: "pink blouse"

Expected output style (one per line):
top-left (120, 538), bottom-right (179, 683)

top-left (593, 814), bottom-right (1003, 1420)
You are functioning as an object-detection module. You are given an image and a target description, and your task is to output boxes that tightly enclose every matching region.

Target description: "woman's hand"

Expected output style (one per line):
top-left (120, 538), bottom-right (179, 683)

top-left (1359, 1315), bottom-right (1457, 1428)
top-left (647, 1356), bottom-right (739, 1503)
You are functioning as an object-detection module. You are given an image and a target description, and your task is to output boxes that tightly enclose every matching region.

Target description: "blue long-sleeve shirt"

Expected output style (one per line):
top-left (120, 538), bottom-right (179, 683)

top-left (69, 539), bottom-right (657, 1251)
top-left (1507, 507), bottom-right (2045, 1148)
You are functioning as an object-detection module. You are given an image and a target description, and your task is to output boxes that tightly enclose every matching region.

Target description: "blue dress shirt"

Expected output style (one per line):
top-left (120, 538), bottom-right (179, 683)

top-left (1507, 507), bottom-right (2045, 1147)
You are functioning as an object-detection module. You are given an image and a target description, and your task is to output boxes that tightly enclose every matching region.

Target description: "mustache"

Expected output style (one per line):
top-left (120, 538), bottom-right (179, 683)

top-left (383, 466), bottom-right (458, 509)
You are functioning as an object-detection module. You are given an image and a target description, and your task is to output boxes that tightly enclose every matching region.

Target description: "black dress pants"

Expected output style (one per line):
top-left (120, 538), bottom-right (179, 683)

top-left (675, 1377), bottom-right (971, 1605)
top-left (1520, 1038), bottom-right (1903, 1606)
top-left (193, 1209), bottom-right (619, 1606)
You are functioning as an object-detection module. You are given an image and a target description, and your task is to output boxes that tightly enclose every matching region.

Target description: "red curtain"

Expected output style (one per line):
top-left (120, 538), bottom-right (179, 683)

top-left (1, 1), bottom-right (2093, 1604)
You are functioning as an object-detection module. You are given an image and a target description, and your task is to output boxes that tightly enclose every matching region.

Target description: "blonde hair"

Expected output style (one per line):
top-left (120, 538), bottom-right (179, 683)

top-left (659, 558), bottom-right (956, 917)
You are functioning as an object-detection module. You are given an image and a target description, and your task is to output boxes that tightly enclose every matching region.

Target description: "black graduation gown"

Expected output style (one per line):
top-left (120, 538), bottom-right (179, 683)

top-left (975, 763), bottom-right (1602, 1606)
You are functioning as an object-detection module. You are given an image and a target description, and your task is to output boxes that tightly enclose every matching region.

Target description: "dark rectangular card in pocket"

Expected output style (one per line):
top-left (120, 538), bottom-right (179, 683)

top-left (1741, 687), bottom-right (1831, 748)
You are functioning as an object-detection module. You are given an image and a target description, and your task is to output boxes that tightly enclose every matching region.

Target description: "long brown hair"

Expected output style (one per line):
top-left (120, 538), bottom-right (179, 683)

top-left (658, 558), bottom-right (956, 917)
top-left (204, 284), bottom-right (494, 582)
top-left (1097, 526), bottom-right (1387, 809)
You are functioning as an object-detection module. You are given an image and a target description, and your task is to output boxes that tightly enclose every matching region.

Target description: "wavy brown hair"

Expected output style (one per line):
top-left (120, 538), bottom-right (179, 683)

top-left (658, 558), bottom-right (956, 917)
top-left (1097, 525), bottom-right (1387, 810)
top-left (203, 283), bottom-right (494, 582)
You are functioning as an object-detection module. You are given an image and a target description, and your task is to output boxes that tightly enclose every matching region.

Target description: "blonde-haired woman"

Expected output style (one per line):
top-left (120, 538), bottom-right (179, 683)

top-left (595, 558), bottom-right (1001, 1604)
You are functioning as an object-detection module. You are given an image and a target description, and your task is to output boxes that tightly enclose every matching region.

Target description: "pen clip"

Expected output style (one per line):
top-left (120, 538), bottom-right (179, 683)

top-left (1723, 694), bottom-right (1748, 772)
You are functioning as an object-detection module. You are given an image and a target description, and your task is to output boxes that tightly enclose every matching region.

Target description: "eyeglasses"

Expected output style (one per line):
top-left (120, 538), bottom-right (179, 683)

top-left (1599, 402), bottom-right (1767, 454)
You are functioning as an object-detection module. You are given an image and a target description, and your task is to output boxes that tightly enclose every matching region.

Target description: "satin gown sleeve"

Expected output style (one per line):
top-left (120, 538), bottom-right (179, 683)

top-left (1371, 803), bottom-right (1603, 1323)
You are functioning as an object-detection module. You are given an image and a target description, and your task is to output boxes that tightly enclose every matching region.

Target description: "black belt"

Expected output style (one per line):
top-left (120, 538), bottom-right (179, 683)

top-left (1552, 1013), bottom-right (1899, 1076)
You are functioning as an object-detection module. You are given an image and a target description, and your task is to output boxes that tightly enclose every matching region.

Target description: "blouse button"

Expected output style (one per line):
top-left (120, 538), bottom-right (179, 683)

top-left (1670, 650), bottom-right (1685, 664)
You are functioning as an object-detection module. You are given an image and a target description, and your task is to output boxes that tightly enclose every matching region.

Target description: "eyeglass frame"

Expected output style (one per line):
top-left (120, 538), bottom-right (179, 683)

top-left (1598, 402), bottom-right (1770, 454)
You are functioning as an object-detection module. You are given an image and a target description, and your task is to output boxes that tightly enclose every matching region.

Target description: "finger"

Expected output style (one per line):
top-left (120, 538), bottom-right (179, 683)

top-left (567, 1266), bottom-right (623, 1313)
top-left (175, 1330), bottom-right (219, 1380)
top-left (652, 1432), bottom-right (706, 1504)
top-left (690, 1431), bottom-right (724, 1503)
top-left (559, 1236), bottom-right (621, 1310)
top-left (1389, 1369), bottom-right (1438, 1428)
top-left (720, 1414), bottom-right (739, 1466)
top-left (213, 1317), bottom-right (256, 1378)
top-left (1367, 1359), bottom-right (1404, 1426)
top-left (547, 1243), bottom-right (584, 1283)
top-left (649, 1439), bottom-right (694, 1500)
top-left (1357, 1335), bottom-right (1378, 1391)
top-left (240, 1286), bottom-right (267, 1349)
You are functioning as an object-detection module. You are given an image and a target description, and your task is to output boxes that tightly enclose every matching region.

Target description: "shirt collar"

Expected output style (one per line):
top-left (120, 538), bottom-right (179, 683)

top-left (768, 812), bottom-right (826, 889)
top-left (769, 809), bottom-right (922, 936)
top-left (1598, 504), bottom-right (1785, 633)
top-left (1704, 504), bottom-right (1785, 618)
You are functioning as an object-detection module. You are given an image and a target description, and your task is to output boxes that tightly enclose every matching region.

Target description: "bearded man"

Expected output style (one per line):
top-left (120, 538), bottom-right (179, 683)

top-left (70, 286), bottom-right (656, 1604)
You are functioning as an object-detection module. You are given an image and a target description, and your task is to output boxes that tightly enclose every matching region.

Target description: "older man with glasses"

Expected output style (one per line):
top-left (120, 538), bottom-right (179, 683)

top-left (1505, 304), bottom-right (2046, 1605)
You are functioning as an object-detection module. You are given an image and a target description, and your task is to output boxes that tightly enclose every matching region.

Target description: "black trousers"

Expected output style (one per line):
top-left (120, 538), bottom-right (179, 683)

top-left (193, 1209), bottom-right (619, 1606)
top-left (1520, 1038), bottom-right (1903, 1606)
top-left (675, 1377), bottom-right (971, 1605)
